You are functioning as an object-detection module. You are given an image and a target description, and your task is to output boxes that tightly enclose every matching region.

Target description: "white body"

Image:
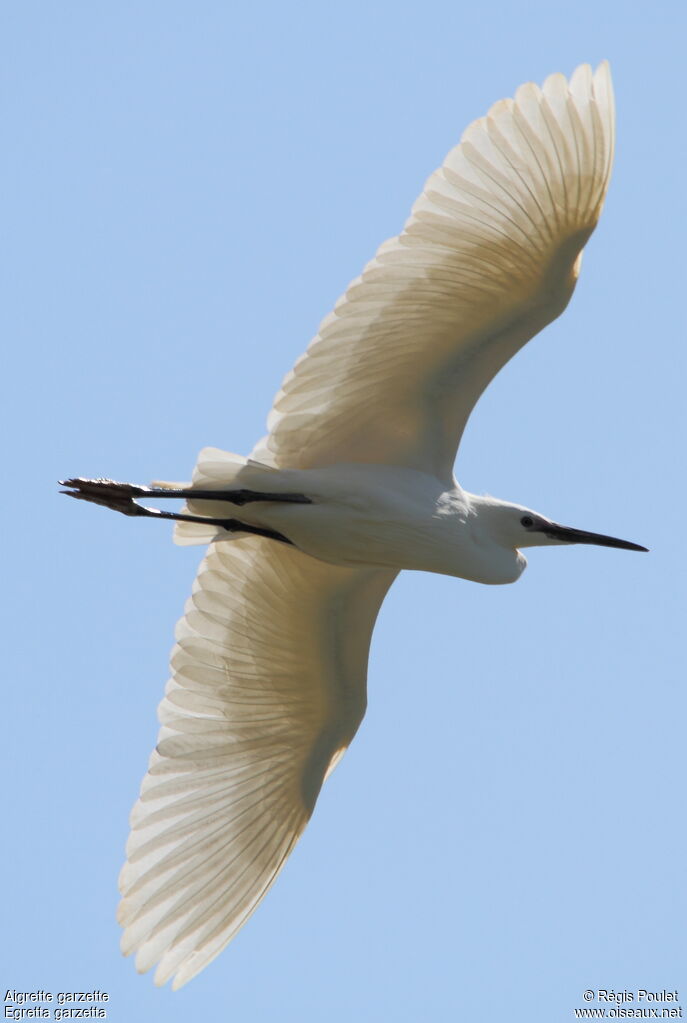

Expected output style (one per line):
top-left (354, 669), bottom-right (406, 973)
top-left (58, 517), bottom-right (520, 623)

top-left (180, 456), bottom-right (527, 584)
top-left (115, 64), bottom-right (618, 989)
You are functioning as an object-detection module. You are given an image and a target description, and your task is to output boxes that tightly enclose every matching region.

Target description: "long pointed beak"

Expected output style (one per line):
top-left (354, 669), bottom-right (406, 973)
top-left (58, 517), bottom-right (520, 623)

top-left (542, 523), bottom-right (648, 552)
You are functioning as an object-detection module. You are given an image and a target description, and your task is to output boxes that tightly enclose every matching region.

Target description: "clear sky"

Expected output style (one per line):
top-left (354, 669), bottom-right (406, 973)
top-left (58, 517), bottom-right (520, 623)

top-left (3, 2), bottom-right (685, 1021)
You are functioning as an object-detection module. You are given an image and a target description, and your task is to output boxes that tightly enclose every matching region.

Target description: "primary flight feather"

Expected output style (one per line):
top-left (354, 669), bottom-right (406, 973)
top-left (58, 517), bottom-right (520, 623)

top-left (62, 61), bottom-right (646, 989)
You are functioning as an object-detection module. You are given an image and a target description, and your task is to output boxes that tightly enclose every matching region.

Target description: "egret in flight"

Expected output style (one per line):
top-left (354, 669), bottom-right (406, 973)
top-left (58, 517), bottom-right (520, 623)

top-left (62, 61), bottom-right (646, 989)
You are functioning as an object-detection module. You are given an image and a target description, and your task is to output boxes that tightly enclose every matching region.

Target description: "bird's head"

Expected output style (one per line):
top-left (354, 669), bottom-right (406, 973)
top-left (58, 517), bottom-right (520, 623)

top-left (468, 495), bottom-right (647, 576)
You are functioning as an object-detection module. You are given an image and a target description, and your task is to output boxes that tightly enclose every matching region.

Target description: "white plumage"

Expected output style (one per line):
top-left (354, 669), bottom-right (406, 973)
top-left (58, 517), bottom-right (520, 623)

top-left (118, 538), bottom-right (394, 987)
top-left (253, 62), bottom-right (614, 479)
top-left (64, 63), bottom-right (642, 988)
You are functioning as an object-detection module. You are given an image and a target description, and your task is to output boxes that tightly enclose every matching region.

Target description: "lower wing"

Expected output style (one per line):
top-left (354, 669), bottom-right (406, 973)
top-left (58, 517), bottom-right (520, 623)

top-left (118, 536), bottom-right (395, 988)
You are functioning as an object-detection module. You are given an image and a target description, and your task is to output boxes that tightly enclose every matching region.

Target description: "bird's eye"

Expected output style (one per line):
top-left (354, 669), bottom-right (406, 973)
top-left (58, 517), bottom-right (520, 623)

top-left (520, 515), bottom-right (534, 528)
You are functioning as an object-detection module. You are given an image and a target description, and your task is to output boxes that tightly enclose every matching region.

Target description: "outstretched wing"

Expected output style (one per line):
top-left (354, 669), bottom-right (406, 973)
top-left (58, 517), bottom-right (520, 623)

top-left (253, 62), bottom-right (615, 481)
top-left (119, 538), bottom-right (395, 988)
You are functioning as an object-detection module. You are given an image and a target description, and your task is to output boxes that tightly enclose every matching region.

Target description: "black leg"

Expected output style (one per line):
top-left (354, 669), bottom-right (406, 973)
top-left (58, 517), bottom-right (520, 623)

top-left (59, 478), bottom-right (296, 545)
top-left (59, 477), bottom-right (311, 505)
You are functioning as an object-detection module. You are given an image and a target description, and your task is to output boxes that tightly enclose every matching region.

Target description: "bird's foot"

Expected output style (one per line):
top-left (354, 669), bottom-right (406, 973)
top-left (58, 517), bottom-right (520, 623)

top-left (59, 478), bottom-right (149, 516)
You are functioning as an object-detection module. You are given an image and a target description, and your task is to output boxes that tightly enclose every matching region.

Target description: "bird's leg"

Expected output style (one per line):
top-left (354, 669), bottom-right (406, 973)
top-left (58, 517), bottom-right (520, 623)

top-left (59, 478), bottom-right (298, 545)
top-left (59, 477), bottom-right (312, 506)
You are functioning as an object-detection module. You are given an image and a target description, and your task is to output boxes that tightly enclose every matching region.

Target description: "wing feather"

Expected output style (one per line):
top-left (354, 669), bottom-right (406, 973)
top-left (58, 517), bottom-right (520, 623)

top-left (252, 62), bottom-right (615, 480)
top-left (119, 539), bottom-right (395, 988)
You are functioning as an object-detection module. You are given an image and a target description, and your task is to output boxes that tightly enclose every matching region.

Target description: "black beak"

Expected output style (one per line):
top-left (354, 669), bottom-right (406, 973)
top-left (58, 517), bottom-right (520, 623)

top-left (542, 523), bottom-right (648, 552)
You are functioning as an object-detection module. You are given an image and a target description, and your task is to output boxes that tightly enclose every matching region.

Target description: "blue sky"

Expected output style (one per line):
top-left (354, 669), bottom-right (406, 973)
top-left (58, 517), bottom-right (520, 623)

top-left (3, 2), bottom-right (685, 1020)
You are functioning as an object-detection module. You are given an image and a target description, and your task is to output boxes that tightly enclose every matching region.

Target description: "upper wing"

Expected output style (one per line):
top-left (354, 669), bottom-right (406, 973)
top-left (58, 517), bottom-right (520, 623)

top-left (119, 537), bottom-right (395, 988)
top-left (252, 62), bottom-right (615, 481)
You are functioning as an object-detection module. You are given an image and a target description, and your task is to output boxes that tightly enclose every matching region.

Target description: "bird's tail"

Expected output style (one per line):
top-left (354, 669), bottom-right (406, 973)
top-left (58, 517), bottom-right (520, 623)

top-left (153, 447), bottom-right (279, 546)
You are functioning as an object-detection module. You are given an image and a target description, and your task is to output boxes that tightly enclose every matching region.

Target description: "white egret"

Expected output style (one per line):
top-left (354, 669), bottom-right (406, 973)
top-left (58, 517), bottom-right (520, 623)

top-left (62, 61), bottom-right (646, 989)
